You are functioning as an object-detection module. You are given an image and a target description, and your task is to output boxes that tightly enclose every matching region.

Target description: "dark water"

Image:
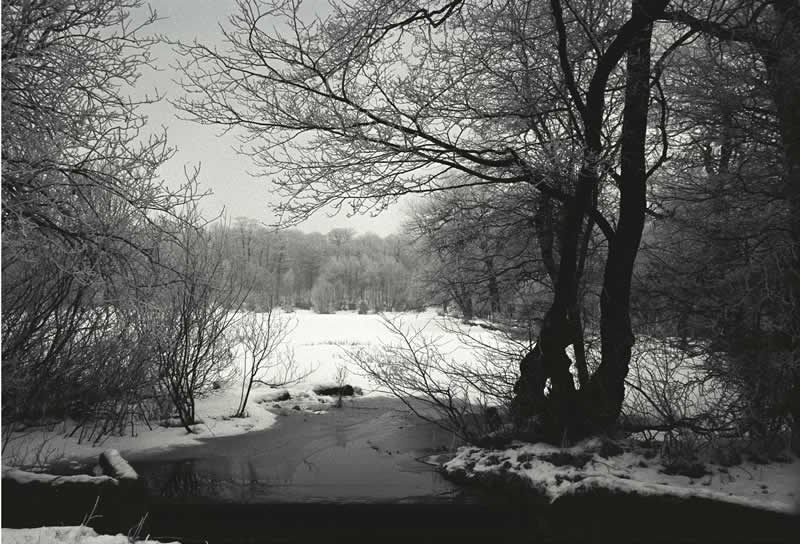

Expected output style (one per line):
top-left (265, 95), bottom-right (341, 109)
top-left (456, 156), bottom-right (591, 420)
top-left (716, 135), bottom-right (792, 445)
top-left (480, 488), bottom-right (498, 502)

top-left (131, 397), bottom-right (473, 504)
top-left (124, 397), bottom-right (528, 542)
top-left (6, 397), bottom-right (797, 543)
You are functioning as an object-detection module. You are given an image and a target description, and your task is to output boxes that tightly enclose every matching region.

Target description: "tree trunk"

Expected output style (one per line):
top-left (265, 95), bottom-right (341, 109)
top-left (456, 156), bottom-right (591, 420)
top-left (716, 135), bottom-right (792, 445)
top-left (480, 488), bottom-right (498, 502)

top-left (453, 285), bottom-right (474, 321)
top-left (513, 154), bottom-right (591, 441)
top-left (512, 0), bottom-right (662, 442)
top-left (573, 309), bottom-right (589, 389)
top-left (583, 1), bottom-right (654, 433)
top-left (462, 292), bottom-right (474, 321)
top-left (761, 0), bottom-right (800, 455)
top-left (535, 196), bottom-right (559, 285)
top-left (484, 257), bottom-right (500, 317)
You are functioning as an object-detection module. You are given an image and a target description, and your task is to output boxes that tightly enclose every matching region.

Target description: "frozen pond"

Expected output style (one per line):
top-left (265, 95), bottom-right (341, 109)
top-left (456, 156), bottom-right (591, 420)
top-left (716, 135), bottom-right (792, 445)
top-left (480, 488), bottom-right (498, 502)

top-left (131, 396), bottom-right (475, 504)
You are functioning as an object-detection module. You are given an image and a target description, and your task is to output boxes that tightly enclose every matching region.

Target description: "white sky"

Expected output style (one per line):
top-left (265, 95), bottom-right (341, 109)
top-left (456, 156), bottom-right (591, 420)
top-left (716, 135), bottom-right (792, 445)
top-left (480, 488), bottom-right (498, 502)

top-left (136, 0), bottom-right (407, 236)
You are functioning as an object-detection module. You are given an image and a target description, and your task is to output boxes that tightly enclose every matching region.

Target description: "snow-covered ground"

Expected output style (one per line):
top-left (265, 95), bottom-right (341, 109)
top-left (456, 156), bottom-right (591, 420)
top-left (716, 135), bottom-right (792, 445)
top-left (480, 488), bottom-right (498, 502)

top-left (443, 439), bottom-right (800, 514)
top-left (2, 309), bottom-right (482, 467)
top-left (4, 309), bottom-right (798, 516)
top-left (2, 526), bottom-right (178, 544)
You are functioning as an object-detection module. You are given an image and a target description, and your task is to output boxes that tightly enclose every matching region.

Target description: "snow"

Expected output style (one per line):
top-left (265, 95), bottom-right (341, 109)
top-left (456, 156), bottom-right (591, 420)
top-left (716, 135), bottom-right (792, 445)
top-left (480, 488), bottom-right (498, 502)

top-left (4, 309), bottom-right (799, 517)
top-left (1, 387), bottom-right (278, 467)
top-left (443, 440), bottom-right (800, 514)
top-left (2, 526), bottom-right (179, 544)
top-left (623, 337), bottom-right (736, 429)
top-left (2, 466), bottom-right (116, 486)
top-left (2, 310), bottom-right (482, 467)
top-left (287, 309), bottom-right (494, 389)
top-left (98, 449), bottom-right (137, 480)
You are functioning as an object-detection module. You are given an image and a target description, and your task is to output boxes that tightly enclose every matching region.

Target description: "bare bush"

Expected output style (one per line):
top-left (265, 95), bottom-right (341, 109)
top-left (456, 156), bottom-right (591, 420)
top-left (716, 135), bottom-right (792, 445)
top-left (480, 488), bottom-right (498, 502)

top-left (346, 314), bottom-right (517, 442)
top-left (706, 347), bottom-right (797, 455)
top-left (333, 364), bottom-right (349, 408)
top-left (1, 0), bottom-right (198, 448)
top-left (621, 337), bottom-right (741, 458)
top-left (436, 316), bottom-right (534, 409)
top-left (232, 308), bottom-right (306, 418)
top-left (1, 431), bottom-right (65, 471)
top-left (143, 217), bottom-right (244, 432)
top-left (1, 270), bottom-right (165, 447)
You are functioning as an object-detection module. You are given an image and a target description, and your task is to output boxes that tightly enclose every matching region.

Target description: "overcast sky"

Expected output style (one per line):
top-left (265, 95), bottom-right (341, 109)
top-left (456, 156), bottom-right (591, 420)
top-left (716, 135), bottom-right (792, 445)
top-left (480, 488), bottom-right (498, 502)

top-left (137, 0), bottom-right (407, 236)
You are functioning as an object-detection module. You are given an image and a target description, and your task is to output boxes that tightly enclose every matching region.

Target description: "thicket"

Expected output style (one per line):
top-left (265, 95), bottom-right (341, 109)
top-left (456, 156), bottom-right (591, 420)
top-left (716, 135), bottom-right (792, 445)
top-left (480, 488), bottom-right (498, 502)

top-left (0, 1), bottom-right (298, 448)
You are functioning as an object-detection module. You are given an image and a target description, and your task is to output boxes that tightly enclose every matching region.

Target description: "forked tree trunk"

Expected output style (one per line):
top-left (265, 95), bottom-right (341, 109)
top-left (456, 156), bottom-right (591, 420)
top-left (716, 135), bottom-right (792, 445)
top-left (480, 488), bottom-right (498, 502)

top-left (583, 5), bottom-right (653, 432)
top-left (512, 0), bottom-right (661, 442)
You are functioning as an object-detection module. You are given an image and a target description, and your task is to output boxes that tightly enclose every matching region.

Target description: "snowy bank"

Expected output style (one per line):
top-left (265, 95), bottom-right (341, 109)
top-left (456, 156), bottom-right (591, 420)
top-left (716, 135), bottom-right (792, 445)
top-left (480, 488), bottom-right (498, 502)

top-left (2, 526), bottom-right (178, 544)
top-left (3, 450), bottom-right (138, 488)
top-left (3, 453), bottom-right (149, 537)
top-left (2, 310), bottom-right (477, 468)
top-left (2, 385), bottom-right (278, 468)
top-left (443, 439), bottom-right (800, 515)
top-left (2, 466), bottom-right (116, 487)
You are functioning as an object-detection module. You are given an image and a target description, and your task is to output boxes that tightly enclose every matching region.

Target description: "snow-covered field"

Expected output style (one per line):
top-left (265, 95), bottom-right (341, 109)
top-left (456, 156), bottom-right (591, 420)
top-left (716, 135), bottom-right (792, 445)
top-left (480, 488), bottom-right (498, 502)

top-left (2, 309), bottom-right (484, 467)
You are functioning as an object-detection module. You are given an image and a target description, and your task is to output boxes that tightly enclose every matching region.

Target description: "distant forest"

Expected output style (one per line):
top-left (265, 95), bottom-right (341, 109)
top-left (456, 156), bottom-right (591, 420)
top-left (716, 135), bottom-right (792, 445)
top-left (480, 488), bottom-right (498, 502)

top-left (216, 221), bottom-right (422, 314)
top-left (216, 205), bottom-right (549, 322)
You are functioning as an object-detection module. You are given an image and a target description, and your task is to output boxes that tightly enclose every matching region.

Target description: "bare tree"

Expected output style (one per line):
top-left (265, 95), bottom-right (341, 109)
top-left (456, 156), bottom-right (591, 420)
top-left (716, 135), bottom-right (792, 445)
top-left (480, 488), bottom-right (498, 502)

top-left (333, 363), bottom-right (349, 408)
top-left (175, 0), bottom-right (670, 442)
top-left (1, 0), bottom-right (198, 445)
top-left (144, 212), bottom-right (246, 432)
top-left (655, 0), bottom-right (800, 455)
top-left (233, 308), bottom-right (304, 418)
top-left (2, 0), bottom-right (194, 242)
top-left (347, 314), bottom-right (511, 441)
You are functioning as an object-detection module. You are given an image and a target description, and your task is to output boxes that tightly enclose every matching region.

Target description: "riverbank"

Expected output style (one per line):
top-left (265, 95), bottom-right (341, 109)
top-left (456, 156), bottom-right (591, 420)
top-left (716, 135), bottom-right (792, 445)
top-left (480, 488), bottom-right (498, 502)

top-left (442, 438), bottom-right (800, 542)
top-left (5, 399), bottom-right (799, 543)
top-left (1, 310), bottom-right (481, 470)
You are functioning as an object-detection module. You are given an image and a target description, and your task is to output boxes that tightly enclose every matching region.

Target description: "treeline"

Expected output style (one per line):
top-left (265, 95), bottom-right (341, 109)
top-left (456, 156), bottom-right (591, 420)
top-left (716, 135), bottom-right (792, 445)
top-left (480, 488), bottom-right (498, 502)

top-left (215, 221), bottom-right (423, 313)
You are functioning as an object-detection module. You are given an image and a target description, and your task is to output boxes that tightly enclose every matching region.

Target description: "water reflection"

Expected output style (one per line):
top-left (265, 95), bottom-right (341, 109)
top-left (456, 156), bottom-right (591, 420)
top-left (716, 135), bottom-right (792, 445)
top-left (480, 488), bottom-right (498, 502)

top-left (144, 459), bottom-right (219, 499)
top-left (133, 399), bottom-right (470, 504)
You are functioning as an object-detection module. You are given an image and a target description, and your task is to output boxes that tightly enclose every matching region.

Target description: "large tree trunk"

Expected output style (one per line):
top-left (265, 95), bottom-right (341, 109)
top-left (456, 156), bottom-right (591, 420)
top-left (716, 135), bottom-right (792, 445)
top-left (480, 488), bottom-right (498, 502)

top-left (513, 151), bottom-right (594, 442)
top-left (512, 0), bottom-right (662, 442)
top-left (762, 0), bottom-right (800, 455)
top-left (582, 2), bottom-right (654, 433)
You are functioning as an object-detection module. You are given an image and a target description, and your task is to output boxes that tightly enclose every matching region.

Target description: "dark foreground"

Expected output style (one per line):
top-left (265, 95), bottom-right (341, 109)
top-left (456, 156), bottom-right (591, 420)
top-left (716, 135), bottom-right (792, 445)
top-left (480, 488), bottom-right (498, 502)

top-left (3, 397), bottom-right (799, 543)
top-left (5, 479), bottom-right (798, 544)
